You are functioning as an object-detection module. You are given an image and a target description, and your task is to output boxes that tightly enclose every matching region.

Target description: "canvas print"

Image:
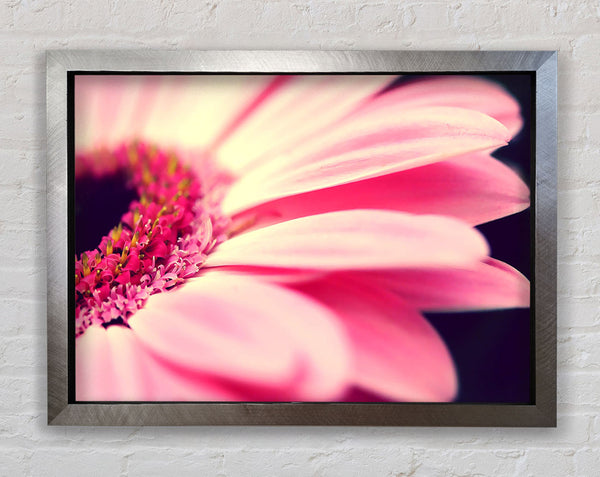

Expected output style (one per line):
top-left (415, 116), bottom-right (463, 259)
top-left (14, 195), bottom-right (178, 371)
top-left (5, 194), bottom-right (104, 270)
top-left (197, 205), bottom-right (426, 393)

top-left (73, 73), bottom-right (531, 403)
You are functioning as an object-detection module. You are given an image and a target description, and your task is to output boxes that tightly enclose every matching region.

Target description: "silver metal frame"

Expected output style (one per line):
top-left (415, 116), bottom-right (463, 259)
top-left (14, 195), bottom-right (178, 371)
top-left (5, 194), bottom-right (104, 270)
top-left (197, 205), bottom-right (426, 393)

top-left (47, 50), bottom-right (557, 426)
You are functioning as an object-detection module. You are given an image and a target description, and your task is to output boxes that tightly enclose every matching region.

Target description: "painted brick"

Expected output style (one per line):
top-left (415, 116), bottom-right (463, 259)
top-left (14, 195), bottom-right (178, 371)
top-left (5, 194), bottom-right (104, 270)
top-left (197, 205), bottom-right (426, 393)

top-left (522, 449), bottom-right (578, 476)
top-left (559, 332), bottom-right (600, 370)
top-left (412, 448), bottom-right (522, 477)
top-left (558, 371), bottom-right (600, 407)
top-left (575, 448), bottom-right (600, 476)
top-left (127, 449), bottom-right (224, 476)
top-left (30, 450), bottom-right (122, 477)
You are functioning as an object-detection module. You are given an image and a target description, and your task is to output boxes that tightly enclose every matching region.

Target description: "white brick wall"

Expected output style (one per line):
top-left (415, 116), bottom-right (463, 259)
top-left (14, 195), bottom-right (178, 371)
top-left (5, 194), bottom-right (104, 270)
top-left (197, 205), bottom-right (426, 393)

top-left (0, 0), bottom-right (598, 475)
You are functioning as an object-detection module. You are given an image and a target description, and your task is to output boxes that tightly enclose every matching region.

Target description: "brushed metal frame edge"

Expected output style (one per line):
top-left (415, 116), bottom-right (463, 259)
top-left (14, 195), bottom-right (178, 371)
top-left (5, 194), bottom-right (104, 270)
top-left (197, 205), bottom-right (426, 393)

top-left (46, 50), bottom-right (557, 426)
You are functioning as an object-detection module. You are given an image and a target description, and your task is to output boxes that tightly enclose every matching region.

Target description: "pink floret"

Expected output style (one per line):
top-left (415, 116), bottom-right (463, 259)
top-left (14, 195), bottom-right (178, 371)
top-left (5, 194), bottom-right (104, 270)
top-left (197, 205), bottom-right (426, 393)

top-left (75, 142), bottom-right (228, 335)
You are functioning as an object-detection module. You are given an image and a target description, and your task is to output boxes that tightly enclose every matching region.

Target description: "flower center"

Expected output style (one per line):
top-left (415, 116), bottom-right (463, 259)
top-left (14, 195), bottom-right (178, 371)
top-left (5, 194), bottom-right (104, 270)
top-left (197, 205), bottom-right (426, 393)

top-left (75, 142), bottom-right (228, 336)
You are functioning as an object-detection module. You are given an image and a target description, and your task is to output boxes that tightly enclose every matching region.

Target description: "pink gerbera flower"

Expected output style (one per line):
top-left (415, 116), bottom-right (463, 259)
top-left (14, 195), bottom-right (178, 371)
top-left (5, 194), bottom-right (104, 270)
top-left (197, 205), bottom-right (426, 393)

top-left (74, 74), bottom-right (530, 402)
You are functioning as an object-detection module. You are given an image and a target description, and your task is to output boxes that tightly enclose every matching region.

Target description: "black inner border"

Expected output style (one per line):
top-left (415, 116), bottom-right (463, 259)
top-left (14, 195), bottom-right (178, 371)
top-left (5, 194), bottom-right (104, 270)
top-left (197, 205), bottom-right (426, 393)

top-left (67, 70), bottom-right (536, 406)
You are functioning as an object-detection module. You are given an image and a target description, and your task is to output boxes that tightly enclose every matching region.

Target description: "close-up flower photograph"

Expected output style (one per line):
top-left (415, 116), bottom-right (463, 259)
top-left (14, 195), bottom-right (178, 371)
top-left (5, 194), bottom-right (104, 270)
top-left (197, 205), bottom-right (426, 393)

top-left (73, 72), bottom-right (532, 404)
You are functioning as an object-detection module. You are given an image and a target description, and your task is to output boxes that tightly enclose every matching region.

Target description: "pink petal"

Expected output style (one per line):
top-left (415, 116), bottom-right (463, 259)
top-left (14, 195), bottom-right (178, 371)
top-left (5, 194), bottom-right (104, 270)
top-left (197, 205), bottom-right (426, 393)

top-left (76, 325), bottom-right (152, 401)
top-left (76, 325), bottom-right (114, 401)
top-left (208, 75), bottom-right (292, 150)
top-left (75, 74), bottom-right (275, 151)
top-left (293, 277), bottom-right (457, 401)
top-left (222, 107), bottom-right (510, 215)
top-left (75, 75), bottom-right (139, 151)
top-left (355, 76), bottom-right (523, 137)
top-left (143, 75), bottom-right (277, 150)
top-left (358, 258), bottom-right (530, 312)
top-left (75, 325), bottom-right (240, 401)
top-left (128, 273), bottom-right (351, 400)
top-left (205, 210), bottom-right (489, 271)
top-left (215, 75), bottom-right (395, 174)
top-left (136, 355), bottom-right (247, 402)
top-left (234, 152), bottom-right (529, 229)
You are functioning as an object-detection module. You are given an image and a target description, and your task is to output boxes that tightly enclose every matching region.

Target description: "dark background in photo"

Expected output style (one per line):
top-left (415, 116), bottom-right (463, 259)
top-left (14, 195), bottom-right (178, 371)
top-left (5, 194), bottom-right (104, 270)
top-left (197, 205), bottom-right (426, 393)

top-left (424, 74), bottom-right (533, 404)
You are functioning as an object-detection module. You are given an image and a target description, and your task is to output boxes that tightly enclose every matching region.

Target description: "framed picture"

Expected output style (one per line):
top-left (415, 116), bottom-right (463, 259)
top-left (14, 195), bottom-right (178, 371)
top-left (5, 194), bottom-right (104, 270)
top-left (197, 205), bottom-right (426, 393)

top-left (47, 50), bottom-right (557, 426)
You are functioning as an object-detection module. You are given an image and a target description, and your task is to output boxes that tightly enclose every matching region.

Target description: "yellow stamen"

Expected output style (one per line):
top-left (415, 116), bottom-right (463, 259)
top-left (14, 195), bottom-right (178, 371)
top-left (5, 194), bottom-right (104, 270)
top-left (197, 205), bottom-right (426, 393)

top-left (167, 154), bottom-right (178, 175)
top-left (81, 252), bottom-right (90, 276)
top-left (131, 230), bottom-right (140, 248)
top-left (178, 177), bottom-right (191, 191)
top-left (142, 166), bottom-right (153, 185)
top-left (147, 217), bottom-right (161, 239)
top-left (120, 245), bottom-right (129, 264)
top-left (133, 207), bottom-right (141, 226)
top-left (111, 223), bottom-right (123, 242)
top-left (127, 147), bottom-right (138, 165)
